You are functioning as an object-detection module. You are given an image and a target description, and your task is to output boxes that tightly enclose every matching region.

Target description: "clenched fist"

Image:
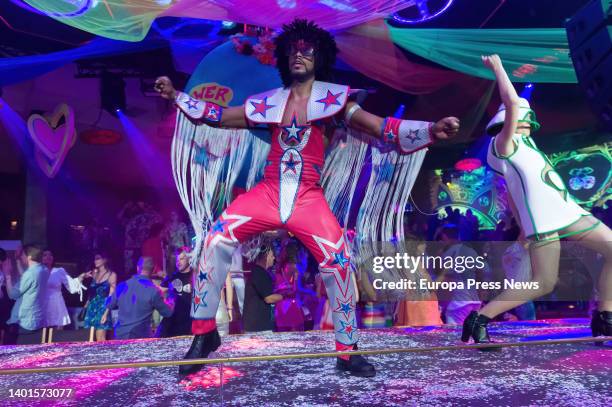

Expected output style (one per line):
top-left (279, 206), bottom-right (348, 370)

top-left (154, 76), bottom-right (177, 100)
top-left (432, 117), bottom-right (460, 140)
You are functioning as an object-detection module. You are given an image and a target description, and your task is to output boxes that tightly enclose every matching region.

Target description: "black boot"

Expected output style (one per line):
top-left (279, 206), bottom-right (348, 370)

top-left (178, 329), bottom-right (221, 377)
top-left (336, 345), bottom-right (376, 377)
top-left (461, 311), bottom-right (501, 351)
top-left (591, 310), bottom-right (612, 340)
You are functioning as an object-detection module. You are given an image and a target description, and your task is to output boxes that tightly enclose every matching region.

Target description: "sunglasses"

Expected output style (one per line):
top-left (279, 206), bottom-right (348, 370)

top-left (286, 41), bottom-right (315, 59)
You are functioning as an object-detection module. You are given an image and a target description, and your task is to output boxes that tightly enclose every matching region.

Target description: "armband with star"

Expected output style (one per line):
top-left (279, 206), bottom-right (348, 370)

top-left (380, 117), bottom-right (434, 154)
top-left (175, 91), bottom-right (223, 123)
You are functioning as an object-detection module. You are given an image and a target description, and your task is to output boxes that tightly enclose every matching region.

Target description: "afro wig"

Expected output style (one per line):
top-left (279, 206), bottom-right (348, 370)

top-left (274, 19), bottom-right (339, 87)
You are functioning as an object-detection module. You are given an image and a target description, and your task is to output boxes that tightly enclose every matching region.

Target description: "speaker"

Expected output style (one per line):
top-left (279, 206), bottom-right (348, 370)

top-left (566, 0), bottom-right (612, 130)
top-left (566, 0), bottom-right (611, 47)
top-left (100, 71), bottom-right (126, 116)
top-left (571, 26), bottom-right (612, 76)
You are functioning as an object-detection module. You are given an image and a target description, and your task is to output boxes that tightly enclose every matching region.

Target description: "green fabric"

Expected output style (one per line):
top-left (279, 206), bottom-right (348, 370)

top-left (387, 24), bottom-right (577, 83)
top-left (23, 0), bottom-right (170, 42)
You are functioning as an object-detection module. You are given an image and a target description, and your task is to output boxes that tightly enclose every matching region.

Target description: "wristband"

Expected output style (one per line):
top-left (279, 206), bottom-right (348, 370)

top-left (344, 104), bottom-right (361, 124)
top-left (381, 117), bottom-right (434, 154)
top-left (175, 91), bottom-right (223, 123)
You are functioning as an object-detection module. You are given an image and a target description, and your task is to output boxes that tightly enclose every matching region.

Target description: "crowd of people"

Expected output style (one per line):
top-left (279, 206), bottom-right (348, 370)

top-left (1, 200), bottom-right (609, 345)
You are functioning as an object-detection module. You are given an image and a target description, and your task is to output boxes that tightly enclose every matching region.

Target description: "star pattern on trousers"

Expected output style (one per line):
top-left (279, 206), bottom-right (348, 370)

top-left (337, 318), bottom-right (357, 341)
top-left (205, 213), bottom-right (252, 246)
top-left (192, 290), bottom-right (208, 314)
top-left (333, 295), bottom-right (354, 320)
top-left (314, 235), bottom-right (351, 298)
top-left (198, 270), bottom-right (209, 283)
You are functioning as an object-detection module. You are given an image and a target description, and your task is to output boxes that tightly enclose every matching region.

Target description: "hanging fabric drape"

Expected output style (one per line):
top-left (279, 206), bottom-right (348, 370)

top-left (24, 0), bottom-right (413, 42)
top-left (388, 25), bottom-right (577, 83)
top-left (335, 19), bottom-right (466, 95)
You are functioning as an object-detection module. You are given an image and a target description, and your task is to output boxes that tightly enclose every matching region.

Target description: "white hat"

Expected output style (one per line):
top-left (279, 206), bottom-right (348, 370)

top-left (486, 97), bottom-right (540, 135)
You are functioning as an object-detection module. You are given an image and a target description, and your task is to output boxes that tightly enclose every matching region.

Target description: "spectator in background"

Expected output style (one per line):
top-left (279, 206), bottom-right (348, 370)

top-left (274, 240), bottom-right (304, 332)
top-left (42, 249), bottom-right (87, 329)
top-left (83, 252), bottom-right (117, 341)
top-left (158, 248), bottom-right (193, 337)
top-left (437, 225), bottom-right (486, 325)
top-left (118, 201), bottom-right (162, 277)
top-left (3, 245), bottom-right (48, 344)
top-left (163, 211), bottom-right (189, 274)
top-left (102, 257), bottom-right (174, 339)
top-left (0, 248), bottom-right (15, 344)
top-left (142, 223), bottom-right (166, 279)
top-left (142, 223), bottom-right (167, 332)
top-left (395, 242), bottom-right (443, 327)
top-left (243, 239), bottom-right (282, 333)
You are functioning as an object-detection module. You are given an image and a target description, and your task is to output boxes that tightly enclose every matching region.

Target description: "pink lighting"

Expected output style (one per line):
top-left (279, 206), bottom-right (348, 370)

top-left (181, 366), bottom-right (243, 390)
top-left (2, 350), bottom-right (70, 370)
top-left (454, 158), bottom-right (482, 172)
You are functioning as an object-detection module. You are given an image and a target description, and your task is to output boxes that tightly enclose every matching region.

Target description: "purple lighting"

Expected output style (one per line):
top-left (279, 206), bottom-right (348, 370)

top-left (0, 97), bottom-right (35, 165)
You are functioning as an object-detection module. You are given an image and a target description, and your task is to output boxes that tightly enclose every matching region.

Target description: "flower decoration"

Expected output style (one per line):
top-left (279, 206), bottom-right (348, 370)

top-left (232, 32), bottom-right (277, 66)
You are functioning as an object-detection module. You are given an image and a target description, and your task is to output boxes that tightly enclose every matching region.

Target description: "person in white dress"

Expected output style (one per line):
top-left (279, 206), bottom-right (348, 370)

top-left (461, 55), bottom-right (612, 346)
top-left (42, 250), bottom-right (87, 328)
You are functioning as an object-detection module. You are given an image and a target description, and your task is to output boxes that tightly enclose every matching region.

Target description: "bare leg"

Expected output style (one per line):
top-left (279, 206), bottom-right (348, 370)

top-left (564, 220), bottom-right (612, 311)
top-left (95, 329), bottom-right (106, 341)
top-left (479, 236), bottom-right (561, 319)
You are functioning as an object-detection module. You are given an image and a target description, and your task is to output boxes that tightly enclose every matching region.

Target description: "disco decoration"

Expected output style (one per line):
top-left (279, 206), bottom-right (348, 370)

top-left (392, 0), bottom-right (454, 25)
top-left (549, 142), bottom-right (612, 208)
top-left (431, 166), bottom-right (507, 230)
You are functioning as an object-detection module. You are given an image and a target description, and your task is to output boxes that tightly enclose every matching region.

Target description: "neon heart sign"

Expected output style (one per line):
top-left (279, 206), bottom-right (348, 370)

top-left (27, 103), bottom-right (77, 178)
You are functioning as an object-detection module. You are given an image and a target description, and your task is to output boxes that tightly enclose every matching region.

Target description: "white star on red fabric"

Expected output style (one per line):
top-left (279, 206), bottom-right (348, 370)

top-left (282, 113), bottom-right (306, 144)
top-left (205, 213), bottom-right (252, 247)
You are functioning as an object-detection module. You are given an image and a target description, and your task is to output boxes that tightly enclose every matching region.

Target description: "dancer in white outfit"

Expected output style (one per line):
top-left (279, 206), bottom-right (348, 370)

top-left (462, 55), bottom-right (612, 346)
top-left (42, 250), bottom-right (87, 328)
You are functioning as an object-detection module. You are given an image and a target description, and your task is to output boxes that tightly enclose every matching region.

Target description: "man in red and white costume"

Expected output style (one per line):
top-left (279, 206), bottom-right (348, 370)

top-left (156, 19), bottom-right (459, 378)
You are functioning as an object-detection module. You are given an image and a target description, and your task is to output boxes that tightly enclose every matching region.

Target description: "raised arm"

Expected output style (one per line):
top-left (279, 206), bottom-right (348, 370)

top-left (344, 100), bottom-right (460, 154)
top-left (483, 55), bottom-right (521, 157)
top-left (155, 76), bottom-right (249, 128)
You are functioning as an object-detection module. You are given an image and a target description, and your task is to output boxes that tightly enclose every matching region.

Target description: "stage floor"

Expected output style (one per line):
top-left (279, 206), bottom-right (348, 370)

top-left (0, 319), bottom-right (610, 406)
